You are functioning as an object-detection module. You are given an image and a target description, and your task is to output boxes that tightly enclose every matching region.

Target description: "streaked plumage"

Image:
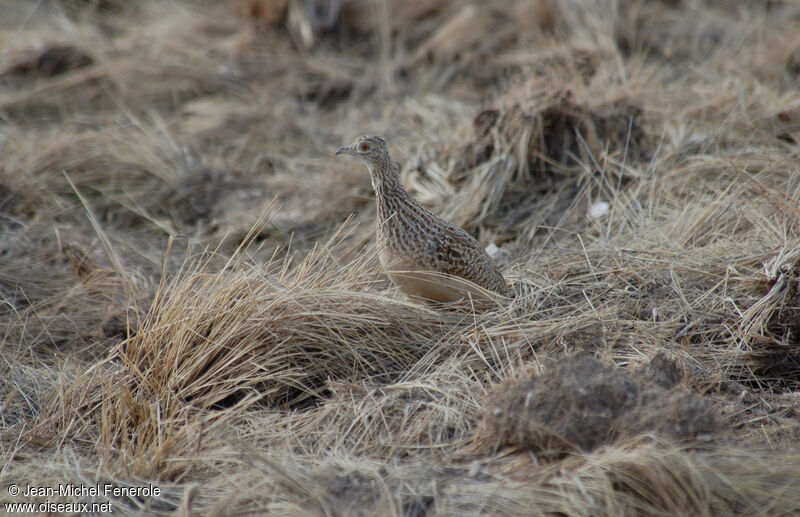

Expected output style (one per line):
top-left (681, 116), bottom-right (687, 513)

top-left (336, 135), bottom-right (512, 303)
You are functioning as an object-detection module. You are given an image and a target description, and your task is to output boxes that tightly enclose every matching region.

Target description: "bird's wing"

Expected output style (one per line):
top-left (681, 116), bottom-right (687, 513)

top-left (423, 223), bottom-right (506, 291)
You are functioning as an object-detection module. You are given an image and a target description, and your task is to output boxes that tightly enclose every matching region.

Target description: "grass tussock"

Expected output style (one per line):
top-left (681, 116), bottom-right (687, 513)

top-left (3, 0), bottom-right (800, 515)
top-left (36, 232), bottom-right (453, 477)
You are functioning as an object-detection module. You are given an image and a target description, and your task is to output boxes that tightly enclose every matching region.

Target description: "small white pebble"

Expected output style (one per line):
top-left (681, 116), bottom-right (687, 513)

top-left (485, 243), bottom-right (510, 266)
top-left (589, 201), bottom-right (610, 219)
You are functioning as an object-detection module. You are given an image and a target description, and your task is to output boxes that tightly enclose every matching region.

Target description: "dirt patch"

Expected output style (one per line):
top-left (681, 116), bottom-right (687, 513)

top-left (474, 353), bottom-right (716, 457)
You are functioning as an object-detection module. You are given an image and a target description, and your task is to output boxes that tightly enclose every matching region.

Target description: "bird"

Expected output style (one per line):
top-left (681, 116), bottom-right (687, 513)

top-left (335, 135), bottom-right (512, 303)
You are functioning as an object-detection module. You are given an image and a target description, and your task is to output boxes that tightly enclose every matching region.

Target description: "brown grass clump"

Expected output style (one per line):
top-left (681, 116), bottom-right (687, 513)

top-left (4, 0), bottom-right (800, 515)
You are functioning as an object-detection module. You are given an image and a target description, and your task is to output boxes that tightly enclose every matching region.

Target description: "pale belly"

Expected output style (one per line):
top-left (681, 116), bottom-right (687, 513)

top-left (379, 247), bottom-right (501, 303)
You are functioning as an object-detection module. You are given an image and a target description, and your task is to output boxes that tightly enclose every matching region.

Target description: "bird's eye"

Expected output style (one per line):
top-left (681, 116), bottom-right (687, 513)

top-left (359, 143), bottom-right (369, 151)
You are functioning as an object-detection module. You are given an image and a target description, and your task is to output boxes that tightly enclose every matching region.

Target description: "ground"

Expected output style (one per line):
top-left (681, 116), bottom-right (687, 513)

top-left (2, 0), bottom-right (800, 515)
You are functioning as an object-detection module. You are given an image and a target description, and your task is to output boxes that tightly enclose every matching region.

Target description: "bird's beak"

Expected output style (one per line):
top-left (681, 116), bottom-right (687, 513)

top-left (335, 146), bottom-right (350, 156)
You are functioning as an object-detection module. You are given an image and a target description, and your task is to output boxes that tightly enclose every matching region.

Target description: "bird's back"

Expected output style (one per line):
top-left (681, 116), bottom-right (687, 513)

top-left (377, 184), bottom-right (511, 302)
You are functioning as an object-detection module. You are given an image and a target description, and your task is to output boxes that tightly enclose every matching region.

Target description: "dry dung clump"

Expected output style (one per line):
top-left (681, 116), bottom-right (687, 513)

top-left (742, 261), bottom-right (800, 391)
top-left (235, 0), bottom-right (289, 27)
top-left (636, 350), bottom-right (684, 390)
top-left (1, 43), bottom-right (92, 80)
top-left (475, 353), bottom-right (716, 456)
top-left (427, 85), bottom-right (648, 236)
top-left (462, 92), bottom-right (646, 180)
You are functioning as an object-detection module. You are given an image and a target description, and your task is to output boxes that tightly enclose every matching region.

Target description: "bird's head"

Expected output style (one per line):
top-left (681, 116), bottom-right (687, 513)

top-left (335, 135), bottom-right (388, 165)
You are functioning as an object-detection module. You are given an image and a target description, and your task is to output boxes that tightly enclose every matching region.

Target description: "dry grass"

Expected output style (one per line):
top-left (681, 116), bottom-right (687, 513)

top-left (3, 0), bottom-right (800, 515)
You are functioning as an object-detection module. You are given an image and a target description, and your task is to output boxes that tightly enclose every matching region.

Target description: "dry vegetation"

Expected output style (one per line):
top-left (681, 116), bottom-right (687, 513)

top-left (3, 0), bottom-right (800, 515)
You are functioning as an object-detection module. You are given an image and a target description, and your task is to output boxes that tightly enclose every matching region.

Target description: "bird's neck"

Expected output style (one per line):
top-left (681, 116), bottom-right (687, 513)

top-left (369, 158), bottom-right (412, 221)
top-left (368, 157), bottom-right (403, 196)
top-left (367, 155), bottom-right (399, 187)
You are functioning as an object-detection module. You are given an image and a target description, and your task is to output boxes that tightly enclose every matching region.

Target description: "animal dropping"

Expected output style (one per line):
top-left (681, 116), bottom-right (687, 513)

top-left (336, 135), bottom-right (512, 303)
